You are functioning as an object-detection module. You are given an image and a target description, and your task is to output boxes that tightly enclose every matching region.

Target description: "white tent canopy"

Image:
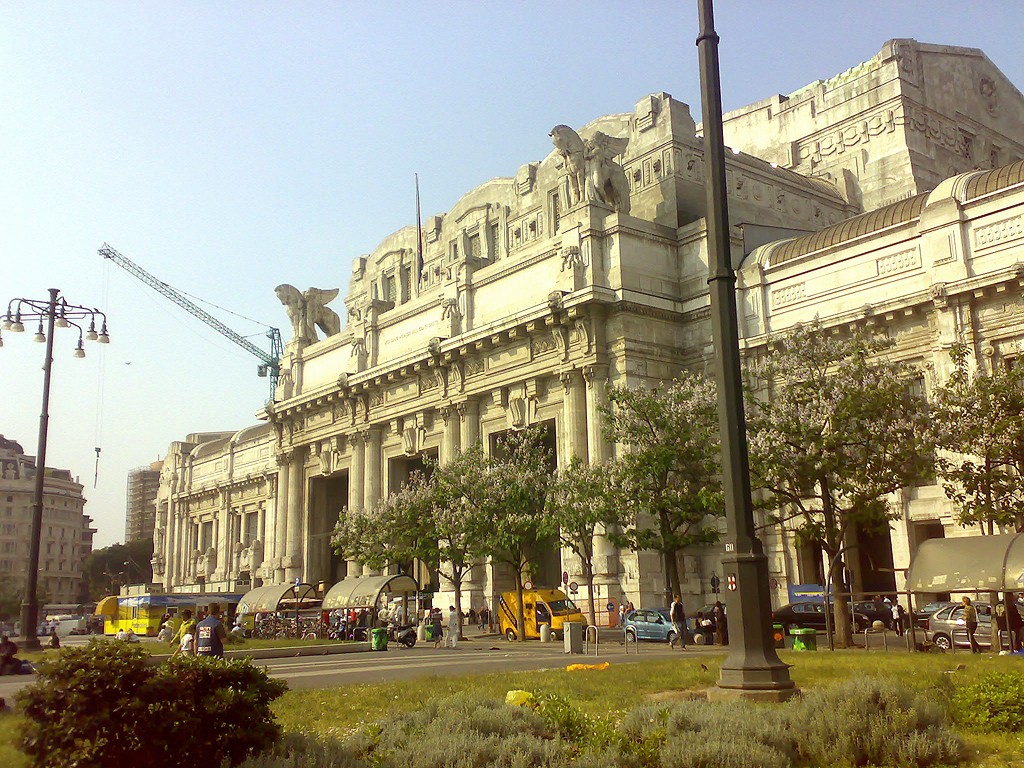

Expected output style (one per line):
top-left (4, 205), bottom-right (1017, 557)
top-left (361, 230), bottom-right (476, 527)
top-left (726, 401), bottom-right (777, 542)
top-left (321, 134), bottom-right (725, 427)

top-left (907, 533), bottom-right (1024, 592)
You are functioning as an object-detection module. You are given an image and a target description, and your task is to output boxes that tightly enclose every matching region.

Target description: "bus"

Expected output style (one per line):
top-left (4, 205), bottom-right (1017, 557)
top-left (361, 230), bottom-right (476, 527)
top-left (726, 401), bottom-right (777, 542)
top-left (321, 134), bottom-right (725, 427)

top-left (96, 593), bottom-right (246, 637)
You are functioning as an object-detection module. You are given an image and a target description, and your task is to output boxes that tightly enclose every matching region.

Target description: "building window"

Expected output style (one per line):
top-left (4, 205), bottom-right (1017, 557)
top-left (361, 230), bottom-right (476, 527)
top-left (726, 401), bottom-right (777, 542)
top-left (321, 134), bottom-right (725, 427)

top-left (382, 274), bottom-right (396, 303)
top-left (552, 191), bottom-right (561, 234)
top-left (489, 223), bottom-right (500, 260)
top-left (468, 232), bottom-right (481, 259)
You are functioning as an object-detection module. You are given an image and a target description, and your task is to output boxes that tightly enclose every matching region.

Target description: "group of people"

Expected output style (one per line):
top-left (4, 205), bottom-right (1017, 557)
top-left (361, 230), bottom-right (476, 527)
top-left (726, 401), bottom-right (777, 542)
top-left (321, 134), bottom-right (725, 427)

top-left (157, 604), bottom-right (229, 658)
top-left (963, 592), bottom-right (1024, 654)
top-left (668, 596), bottom-right (728, 649)
top-left (425, 606), bottom-right (461, 649)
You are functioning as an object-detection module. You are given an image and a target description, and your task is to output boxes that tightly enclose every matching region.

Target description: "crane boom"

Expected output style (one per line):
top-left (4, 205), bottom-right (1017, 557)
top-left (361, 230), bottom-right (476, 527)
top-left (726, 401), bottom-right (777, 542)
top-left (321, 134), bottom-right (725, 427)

top-left (99, 243), bottom-right (283, 400)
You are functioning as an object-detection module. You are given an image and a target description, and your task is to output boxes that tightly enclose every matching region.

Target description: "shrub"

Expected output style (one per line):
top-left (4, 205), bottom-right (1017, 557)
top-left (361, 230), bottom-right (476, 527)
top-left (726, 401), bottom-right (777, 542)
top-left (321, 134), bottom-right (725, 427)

top-left (788, 677), bottom-right (962, 767)
top-left (238, 732), bottom-right (362, 768)
top-left (951, 671), bottom-right (1024, 733)
top-left (16, 639), bottom-right (287, 768)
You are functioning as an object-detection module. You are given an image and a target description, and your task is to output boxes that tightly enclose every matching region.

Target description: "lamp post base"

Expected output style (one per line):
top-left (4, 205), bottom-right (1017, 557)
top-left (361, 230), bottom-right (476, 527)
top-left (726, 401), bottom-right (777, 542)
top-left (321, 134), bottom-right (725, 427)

top-left (707, 685), bottom-right (800, 703)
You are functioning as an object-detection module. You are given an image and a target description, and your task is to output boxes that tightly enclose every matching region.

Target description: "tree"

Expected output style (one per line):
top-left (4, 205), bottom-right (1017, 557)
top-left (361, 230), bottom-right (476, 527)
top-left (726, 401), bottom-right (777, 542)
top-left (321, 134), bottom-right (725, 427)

top-left (332, 456), bottom-right (490, 638)
top-left (746, 322), bottom-right (933, 647)
top-left (547, 457), bottom-right (627, 625)
top-left (602, 374), bottom-right (724, 603)
top-left (931, 344), bottom-right (1024, 534)
top-left (83, 539), bottom-right (154, 599)
top-left (451, 428), bottom-right (559, 642)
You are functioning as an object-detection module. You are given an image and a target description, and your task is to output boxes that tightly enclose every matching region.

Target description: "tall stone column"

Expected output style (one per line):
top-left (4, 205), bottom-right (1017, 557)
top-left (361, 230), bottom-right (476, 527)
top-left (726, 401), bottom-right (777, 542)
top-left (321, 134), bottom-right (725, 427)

top-left (274, 454), bottom-right (290, 583)
top-left (458, 399), bottom-right (480, 449)
top-left (285, 447), bottom-right (305, 583)
top-left (441, 406), bottom-right (461, 463)
top-left (216, 491), bottom-right (231, 584)
top-left (344, 432), bottom-right (365, 578)
top-left (361, 428), bottom-right (382, 576)
top-left (584, 364), bottom-right (618, 589)
top-left (560, 368), bottom-right (588, 465)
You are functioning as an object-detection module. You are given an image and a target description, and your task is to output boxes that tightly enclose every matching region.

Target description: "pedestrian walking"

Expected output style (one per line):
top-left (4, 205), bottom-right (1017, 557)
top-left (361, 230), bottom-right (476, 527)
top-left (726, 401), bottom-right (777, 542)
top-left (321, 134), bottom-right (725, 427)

top-left (478, 605), bottom-right (489, 631)
top-left (669, 594), bottom-right (687, 649)
top-left (445, 605), bottom-right (459, 649)
top-left (429, 609), bottom-right (443, 648)
top-left (713, 601), bottom-right (728, 645)
top-left (962, 596), bottom-right (981, 653)
top-left (1005, 592), bottom-right (1023, 651)
top-left (891, 602), bottom-right (905, 637)
top-left (195, 602), bottom-right (228, 658)
top-left (170, 609), bottom-right (196, 649)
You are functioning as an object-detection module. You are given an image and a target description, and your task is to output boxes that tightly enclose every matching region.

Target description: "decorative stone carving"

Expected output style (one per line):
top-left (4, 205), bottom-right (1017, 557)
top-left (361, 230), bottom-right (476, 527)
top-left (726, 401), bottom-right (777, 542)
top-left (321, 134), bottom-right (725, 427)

top-left (240, 539), bottom-right (263, 573)
top-left (548, 291), bottom-right (565, 312)
top-left (930, 282), bottom-right (948, 307)
top-left (979, 76), bottom-right (998, 117)
top-left (508, 396), bottom-right (527, 429)
top-left (194, 546), bottom-right (217, 578)
top-left (275, 285), bottom-right (342, 344)
top-left (550, 125), bottom-right (631, 214)
top-left (560, 245), bottom-right (583, 271)
top-left (441, 297), bottom-right (461, 319)
top-left (401, 421), bottom-right (422, 456)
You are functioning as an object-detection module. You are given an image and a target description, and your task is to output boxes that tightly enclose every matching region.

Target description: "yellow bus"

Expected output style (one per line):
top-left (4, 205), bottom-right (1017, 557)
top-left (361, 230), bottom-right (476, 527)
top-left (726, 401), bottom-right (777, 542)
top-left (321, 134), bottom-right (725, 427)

top-left (96, 593), bottom-right (246, 637)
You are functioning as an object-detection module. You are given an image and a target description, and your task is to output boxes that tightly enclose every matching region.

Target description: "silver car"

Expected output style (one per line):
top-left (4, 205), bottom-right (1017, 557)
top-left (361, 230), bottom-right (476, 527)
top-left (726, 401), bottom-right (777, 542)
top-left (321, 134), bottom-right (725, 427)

top-left (927, 603), bottom-right (992, 649)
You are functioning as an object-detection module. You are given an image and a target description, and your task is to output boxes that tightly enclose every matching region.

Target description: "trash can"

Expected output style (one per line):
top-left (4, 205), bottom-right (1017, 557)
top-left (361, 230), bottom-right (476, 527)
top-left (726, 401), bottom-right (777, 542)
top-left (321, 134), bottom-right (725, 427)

top-left (416, 624), bottom-right (426, 643)
top-left (563, 621), bottom-right (583, 654)
top-left (790, 627), bottom-right (817, 651)
top-left (371, 627), bottom-right (389, 651)
top-left (772, 624), bottom-right (786, 649)
top-left (539, 623), bottom-right (551, 643)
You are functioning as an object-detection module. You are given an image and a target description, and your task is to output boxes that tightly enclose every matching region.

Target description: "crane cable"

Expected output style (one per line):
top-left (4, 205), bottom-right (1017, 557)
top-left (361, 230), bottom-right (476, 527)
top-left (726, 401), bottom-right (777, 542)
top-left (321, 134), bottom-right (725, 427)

top-left (93, 261), bottom-right (110, 488)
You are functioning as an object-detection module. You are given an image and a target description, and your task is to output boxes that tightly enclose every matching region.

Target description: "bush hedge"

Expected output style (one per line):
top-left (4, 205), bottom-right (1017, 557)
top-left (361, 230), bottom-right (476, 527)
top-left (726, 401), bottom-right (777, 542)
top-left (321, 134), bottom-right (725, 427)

top-left (950, 670), bottom-right (1024, 733)
top-left (237, 676), bottom-right (964, 768)
top-left (16, 640), bottom-right (287, 768)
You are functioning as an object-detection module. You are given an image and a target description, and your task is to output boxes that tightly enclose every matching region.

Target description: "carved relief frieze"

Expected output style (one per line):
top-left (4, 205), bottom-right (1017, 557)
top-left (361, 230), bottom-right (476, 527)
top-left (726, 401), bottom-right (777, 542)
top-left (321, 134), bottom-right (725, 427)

top-left (795, 108), bottom-right (898, 167)
top-left (465, 357), bottom-right (485, 377)
top-left (876, 248), bottom-right (921, 276)
top-left (559, 245), bottom-right (583, 271)
top-left (975, 216), bottom-right (1024, 250)
top-left (532, 331), bottom-right (557, 356)
top-left (770, 282), bottom-right (807, 309)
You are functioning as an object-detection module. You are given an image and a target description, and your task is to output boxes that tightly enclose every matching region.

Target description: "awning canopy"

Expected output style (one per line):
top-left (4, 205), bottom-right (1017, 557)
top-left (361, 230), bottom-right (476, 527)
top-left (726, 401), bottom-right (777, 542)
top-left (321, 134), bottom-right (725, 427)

top-left (321, 575), bottom-right (419, 611)
top-left (907, 533), bottom-right (1024, 592)
top-left (237, 583), bottom-right (319, 615)
top-left (95, 596), bottom-right (119, 616)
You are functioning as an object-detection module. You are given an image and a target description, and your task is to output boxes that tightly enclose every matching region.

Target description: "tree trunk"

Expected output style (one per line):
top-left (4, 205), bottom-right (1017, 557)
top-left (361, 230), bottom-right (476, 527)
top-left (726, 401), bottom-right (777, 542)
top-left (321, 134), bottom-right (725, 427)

top-left (454, 581), bottom-right (464, 640)
top-left (515, 554), bottom-right (527, 642)
top-left (583, 561), bottom-right (596, 627)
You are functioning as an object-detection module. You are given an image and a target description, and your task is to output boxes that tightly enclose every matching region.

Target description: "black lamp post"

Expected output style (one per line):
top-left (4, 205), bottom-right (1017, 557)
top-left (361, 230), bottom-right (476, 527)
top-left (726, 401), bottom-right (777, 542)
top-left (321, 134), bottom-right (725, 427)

top-left (696, 1), bottom-right (795, 694)
top-left (2, 289), bottom-right (109, 650)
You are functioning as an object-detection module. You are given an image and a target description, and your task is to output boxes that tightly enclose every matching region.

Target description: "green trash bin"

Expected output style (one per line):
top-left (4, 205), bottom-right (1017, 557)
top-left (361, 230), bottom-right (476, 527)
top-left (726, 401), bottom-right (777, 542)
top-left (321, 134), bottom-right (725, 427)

top-left (790, 627), bottom-right (817, 651)
top-left (371, 627), bottom-right (389, 651)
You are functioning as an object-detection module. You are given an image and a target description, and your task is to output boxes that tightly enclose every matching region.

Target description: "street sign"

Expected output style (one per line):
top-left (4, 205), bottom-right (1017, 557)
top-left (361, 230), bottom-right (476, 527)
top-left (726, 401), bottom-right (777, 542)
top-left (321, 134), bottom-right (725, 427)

top-left (727, 574), bottom-right (737, 591)
top-left (524, 580), bottom-right (534, 591)
top-left (606, 602), bottom-right (615, 612)
top-left (568, 581), bottom-right (578, 594)
top-left (710, 574), bottom-right (721, 594)
top-left (562, 571), bottom-right (569, 585)
top-left (769, 577), bottom-right (779, 590)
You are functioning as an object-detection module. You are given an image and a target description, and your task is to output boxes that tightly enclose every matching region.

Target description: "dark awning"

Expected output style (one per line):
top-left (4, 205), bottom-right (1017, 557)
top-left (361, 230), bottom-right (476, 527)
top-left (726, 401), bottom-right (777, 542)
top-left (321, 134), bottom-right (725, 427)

top-left (321, 575), bottom-right (419, 610)
top-left (907, 533), bottom-right (1024, 592)
top-left (237, 582), bottom-right (319, 614)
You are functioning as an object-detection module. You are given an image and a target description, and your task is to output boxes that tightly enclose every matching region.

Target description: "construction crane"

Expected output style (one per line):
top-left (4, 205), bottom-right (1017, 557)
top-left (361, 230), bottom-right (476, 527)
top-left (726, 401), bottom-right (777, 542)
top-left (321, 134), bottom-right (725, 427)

top-left (99, 243), bottom-right (283, 400)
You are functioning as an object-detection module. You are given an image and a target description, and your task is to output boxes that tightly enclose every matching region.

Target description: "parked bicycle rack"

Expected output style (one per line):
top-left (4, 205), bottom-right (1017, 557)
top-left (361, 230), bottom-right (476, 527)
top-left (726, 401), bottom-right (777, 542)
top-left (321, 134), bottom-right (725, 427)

top-left (624, 626), bottom-right (638, 654)
top-left (584, 625), bottom-right (600, 656)
top-left (863, 628), bottom-right (888, 651)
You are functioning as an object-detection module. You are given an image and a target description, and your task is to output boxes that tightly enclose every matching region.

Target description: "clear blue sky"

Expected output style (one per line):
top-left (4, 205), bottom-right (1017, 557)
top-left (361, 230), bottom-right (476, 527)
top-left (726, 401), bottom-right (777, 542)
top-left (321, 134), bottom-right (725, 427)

top-left (3, 1), bottom-right (1022, 547)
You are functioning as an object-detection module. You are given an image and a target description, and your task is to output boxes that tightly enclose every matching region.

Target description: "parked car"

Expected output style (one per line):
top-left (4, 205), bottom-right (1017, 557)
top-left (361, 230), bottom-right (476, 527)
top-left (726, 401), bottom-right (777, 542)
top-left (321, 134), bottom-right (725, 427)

top-left (772, 601), bottom-right (870, 633)
top-left (912, 601), bottom-right (955, 630)
top-left (927, 603), bottom-right (993, 649)
top-left (623, 609), bottom-right (679, 644)
top-left (852, 600), bottom-right (895, 629)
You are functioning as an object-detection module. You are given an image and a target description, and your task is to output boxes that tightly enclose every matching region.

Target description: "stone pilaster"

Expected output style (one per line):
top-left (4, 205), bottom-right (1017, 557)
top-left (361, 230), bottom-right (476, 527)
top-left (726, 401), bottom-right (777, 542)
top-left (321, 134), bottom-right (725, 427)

top-left (361, 428), bottom-right (382, 576)
top-left (274, 453), bottom-right (290, 582)
top-left (584, 364), bottom-right (618, 586)
top-left (284, 446), bottom-right (305, 582)
top-left (344, 432), bottom-right (365, 578)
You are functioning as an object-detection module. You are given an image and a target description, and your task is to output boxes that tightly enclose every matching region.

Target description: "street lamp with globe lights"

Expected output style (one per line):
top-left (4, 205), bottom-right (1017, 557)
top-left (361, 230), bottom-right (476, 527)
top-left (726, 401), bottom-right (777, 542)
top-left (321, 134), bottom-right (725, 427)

top-left (2, 289), bottom-right (109, 650)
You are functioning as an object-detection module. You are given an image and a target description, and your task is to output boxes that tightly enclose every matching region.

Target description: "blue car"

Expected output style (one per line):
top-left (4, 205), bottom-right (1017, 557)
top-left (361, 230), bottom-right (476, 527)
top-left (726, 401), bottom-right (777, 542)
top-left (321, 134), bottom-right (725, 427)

top-left (623, 608), bottom-right (681, 644)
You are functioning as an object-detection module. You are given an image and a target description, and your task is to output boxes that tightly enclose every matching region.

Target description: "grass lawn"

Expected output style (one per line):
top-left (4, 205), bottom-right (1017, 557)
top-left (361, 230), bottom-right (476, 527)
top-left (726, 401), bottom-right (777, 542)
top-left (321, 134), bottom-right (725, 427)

top-left (2, 649), bottom-right (1023, 766)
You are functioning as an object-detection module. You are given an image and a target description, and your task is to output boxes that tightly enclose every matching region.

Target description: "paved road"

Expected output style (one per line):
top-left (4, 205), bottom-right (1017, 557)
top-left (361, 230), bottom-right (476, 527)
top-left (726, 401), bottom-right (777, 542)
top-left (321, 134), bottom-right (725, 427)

top-left (0, 636), bottom-right (723, 700)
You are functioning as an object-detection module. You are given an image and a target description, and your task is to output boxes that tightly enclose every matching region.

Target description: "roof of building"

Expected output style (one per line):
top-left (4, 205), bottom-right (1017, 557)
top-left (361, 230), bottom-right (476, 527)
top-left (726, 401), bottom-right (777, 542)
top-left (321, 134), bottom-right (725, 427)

top-left (751, 159), bottom-right (1024, 269)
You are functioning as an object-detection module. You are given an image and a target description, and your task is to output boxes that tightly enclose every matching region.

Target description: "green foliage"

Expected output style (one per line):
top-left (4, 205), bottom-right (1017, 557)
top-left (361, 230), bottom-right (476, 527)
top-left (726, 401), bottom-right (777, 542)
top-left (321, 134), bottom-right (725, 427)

top-left (238, 732), bottom-right (361, 768)
top-left (931, 344), bottom-right (1024, 532)
top-left (602, 374), bottom-right (723, 598)
top-left (951, 671), bottom-right (1024, 733)
top-left (82, 538), bottom-right (154, 599)
top-left (746, 321), bottom-right (933, 644)
top-left (16, 638), bottom-right (287, 768)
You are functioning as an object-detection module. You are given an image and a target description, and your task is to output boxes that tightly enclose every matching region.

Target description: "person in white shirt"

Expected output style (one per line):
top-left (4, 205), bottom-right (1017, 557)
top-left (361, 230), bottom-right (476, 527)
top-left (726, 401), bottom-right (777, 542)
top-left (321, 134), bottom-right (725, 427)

top-left (445, 606), bottom-right (460, 649)
top-left (173, 632), bottom-right (194, 657)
